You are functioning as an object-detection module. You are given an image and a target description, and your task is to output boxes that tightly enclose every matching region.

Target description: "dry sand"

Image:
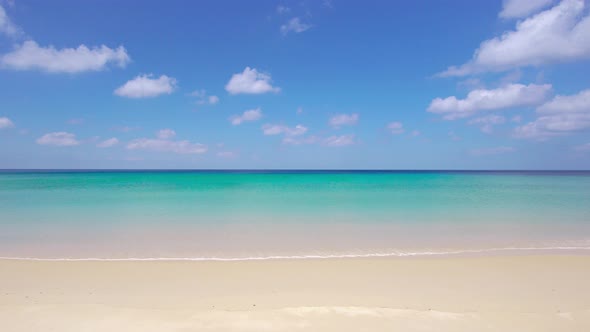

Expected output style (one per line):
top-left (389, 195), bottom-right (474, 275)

top-left (1, 255), bottom-right (589, 331)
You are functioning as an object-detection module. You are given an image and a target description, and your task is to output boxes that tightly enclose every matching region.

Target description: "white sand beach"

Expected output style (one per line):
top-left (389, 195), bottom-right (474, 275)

top-left (1, 255), bottom-right (589, 331)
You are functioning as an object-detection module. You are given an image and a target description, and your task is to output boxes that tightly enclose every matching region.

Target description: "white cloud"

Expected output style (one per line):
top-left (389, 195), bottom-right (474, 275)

top-left (280, 17), bottom-right (312, 35)
top-left (329, 113), bottom-right (359, 128)
top-left (262, 124), bottom-right (308, 136)
top-left (440, 0), bottom-right (590, 76)
top-left (296, 107), bottom-right (304, 114)
top-left (468, 115), bottom-right (506, 133)
top-left (230, 108), bottom-right (262, 125)
top-left (277, 5), bottom-right (291, 14)
top-left (323, 134), bottom-right (356, 147)
top-left (387, 122), bottom-right (404, 134)
top-left (156, 129), bottom-right (176, 139)
top-left (208, 95), bottom-right (220, 104)
top-left (511, 115), bottom-right (523, 122)
top-left (574, 142), bottom-right (590, 151)
top-left (225, 67), bottom-right (280, 95)
top-left (514, 88), bottom-right (590, 139)
top-left (1, 40), bottom-right (130, 73)
top-left (471, 146), bottom-right (516, 156)
top-left (36, 132), bottom-right (79, 146)
top-left (96, 137), bottom-right (119, 148)
top-left (537, 88), bottom-right (590, 114)
top-left (500, 0), bottom-right (555, 18)
top-left (127, 130), bottom-right (207, 154)
top-left (427, 83), bottom-right (552, 120)
top-left (0, 4), bottom-right (20, 36)
top-left (0, 116), bottom-right (14, 129)
top-left (190, 89), bottom-right (219, 105)
top-left (115, 74), bottom-right (176, 98)
top-left (411, 130), bottom-right (421, 137)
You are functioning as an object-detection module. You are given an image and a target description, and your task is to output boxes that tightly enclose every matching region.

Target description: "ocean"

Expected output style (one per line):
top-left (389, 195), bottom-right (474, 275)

top-left (1, 170), bottom-right (590, 260)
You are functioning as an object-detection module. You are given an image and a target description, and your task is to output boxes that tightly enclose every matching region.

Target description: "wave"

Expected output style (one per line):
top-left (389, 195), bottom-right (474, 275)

top-left (1, 246), bottom-right (590, 261)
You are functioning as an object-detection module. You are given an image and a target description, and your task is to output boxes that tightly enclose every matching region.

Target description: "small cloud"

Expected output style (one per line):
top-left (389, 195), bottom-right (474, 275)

top-left (411, 130), bottom-right (421, 137)
top-left (427, 84), bottom-right (552, 120)
top-left (511, 115), bottom-right (523, 123)
top-left (296, 107), bottom-right (304, 115)
top-left (0, 4), bottom-right (21, 37)
top-left (230, 108), bottom-right (262, 125)
top-left (115, 74), bottom-right (176, 98)
top-left (276, 5), bottom-right (291, 14)
top-left (96, 137), bottom-right (119, 148)
top-left (329, 113), bottom-right (359, 128)
top-left (0, 116), bottom-right (14, 129)
top-left (1, 40), bottom-right (130, 73)
top-left (190, 89), bottom-right (219, 105)
top-left (514, 88), bottom-right (590, 139)
top-left (387, 122), bottom-right (404, 134)
top-left (127, 130), bottom-right (207, 154)
top-left (281, 17), bottom-right (312, 35)
top-left (262, 124), bottom-right (307, 136)
top-left (471, 146), bottom-right (516, 156)
top-left (323, 134), bottom-right (356, 147)
top-left (36, 132), bottom-right (80, 146)
top-left (225, 67), bottom-right (280, 95)
top-left (499, 0), bottom-right (554, 19)
top-left (156, 128), bottom-right (176, 139)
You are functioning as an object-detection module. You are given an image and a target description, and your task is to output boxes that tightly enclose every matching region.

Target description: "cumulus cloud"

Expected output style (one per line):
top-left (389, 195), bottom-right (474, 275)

top-left (514, 88), bottom-right (590, 139)
top-left (190, 89), bottom-right (219, 105)
top-left (387, 122), bottom-right (404, 134)
top-left (115, 74), bottom-right (176, 98)
top-left (280, 17), bottom-right (312, 35)
top-left (468, 115), bottom-right (506, 133)
top-left (427, 83), bottom-right (552, 120)
top-left (36, 132), bottom-right (80, 146)
top-left (0, 4), bottom-right (20, 36)
top-left (262, 124), bottom-right (308, 136)
top-left (225, 67), bottom-right (280, 95)
top-left (230, 108), bottom-right (262, 125)
top-left (156, 129), bottom-right (176, 139)
top-left (96, 137), bottom-right (119, 148)
top-left (500, 0), bottom-right (555, 18)
top-left (329, 113), bottom-right (359, 128)
top-left (471, 146), bottom-right (516, 156)
top-left (1, 40), bottom-right (130, 73)
top-left (440, 0), bottom-right (590, 76)
top-left (323, 134), bottom-right (356, 147)
top-left (0, 116), bottom-right (14, 129)
top-left (127, 130), bottom-right (207, 154)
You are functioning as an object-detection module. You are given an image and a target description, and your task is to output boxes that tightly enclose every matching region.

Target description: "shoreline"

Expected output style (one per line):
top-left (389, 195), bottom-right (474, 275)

top-left (2, 255), bottom-right (590, 331)
top-left (1, 245), bottom-right (590, 261)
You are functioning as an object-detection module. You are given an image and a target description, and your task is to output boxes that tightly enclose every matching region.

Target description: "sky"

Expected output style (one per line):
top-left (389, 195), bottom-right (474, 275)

top-left (1, 0), bottom-right (590, 169)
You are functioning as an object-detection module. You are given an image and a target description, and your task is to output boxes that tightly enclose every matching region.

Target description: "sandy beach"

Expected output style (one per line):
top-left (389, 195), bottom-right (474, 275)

top-left (1, 255), bottom-right (589, 331)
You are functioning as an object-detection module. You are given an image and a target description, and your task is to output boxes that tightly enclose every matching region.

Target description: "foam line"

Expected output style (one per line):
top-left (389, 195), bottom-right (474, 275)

top-left (1, 246), bottom-right (589, 261)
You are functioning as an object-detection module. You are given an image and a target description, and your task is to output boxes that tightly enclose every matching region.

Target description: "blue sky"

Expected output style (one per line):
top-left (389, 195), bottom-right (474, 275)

top-left (1, 0), bottom-right (590, 169)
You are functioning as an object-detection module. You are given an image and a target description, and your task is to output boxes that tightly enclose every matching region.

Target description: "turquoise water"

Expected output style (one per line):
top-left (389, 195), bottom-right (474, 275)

top-left (1, 171), bottom-right (590, 259)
